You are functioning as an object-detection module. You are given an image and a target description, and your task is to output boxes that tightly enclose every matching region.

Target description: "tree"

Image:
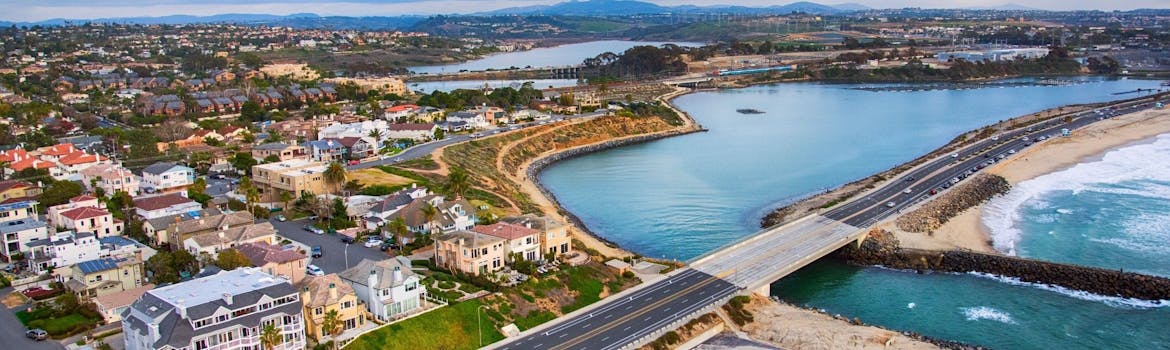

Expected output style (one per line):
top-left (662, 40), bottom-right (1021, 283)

top-left (230, 152), bottom-right (258, 175)
top-left (368, 129), bottom-right (384, 148)
top-left (239, 177), bottom-right (261, 216)
top-left (39, 180), bottom-right (83, 209)
top-left (260, 323), bottom-right (282, 350)
top-left (323, 162), bottom-right (347, 195)
top-left (321, 309), bottom-right (343, 348)
top-left (263, 154), bottom-right (281, 163)
top-left (279, 190), bottom-right (294, 210)
top-left (240, 101), bottom-right (265, 123)
top-left (387, 217), bottom-right (409, 247)
top-left (214, 248), bottom-right (253, 270)
top-left (433, 128), bottom-right (445, 140)
top-left (420, 202), bottom-right (438, 234)
top-left (446, 167), bottom-right (471, 199)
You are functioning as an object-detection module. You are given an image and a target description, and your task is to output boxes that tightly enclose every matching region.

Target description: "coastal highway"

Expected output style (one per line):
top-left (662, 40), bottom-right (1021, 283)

top-left (348, 110), bottom-right (610, 171)
top-left (491, 96), bottom-right (1165, 350)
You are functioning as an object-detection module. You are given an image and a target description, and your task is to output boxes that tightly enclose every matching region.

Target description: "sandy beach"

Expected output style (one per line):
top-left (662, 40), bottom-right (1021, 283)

top-left (887, 105), bottom-right (1170, 253)
top-left (741, 296), bottom-right (941, 350)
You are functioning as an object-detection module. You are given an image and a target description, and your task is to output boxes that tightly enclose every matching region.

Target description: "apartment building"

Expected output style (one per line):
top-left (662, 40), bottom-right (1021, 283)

top-left (433, 230), bottom-right (505, 276)
top-left (122, 268), bottom-right (306, 350)
top-left (80, 164), bottom-right (140, 196)
top-left (251, 159), bottom-right (331, 204)
top-left (27, 231), bottom-right (101, 274)
top-left (1, 218), bottom-right (49, 262)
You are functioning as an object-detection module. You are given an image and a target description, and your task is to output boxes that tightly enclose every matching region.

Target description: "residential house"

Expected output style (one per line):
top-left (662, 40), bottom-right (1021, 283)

top-left (121, 268), bottom-right (306, 350)
top-left (47, 194), bottom-right (102, 227)
top-left (98, 236), bottom-right (157, 263)
top-left (27, 231), bottom-right (101, 273)
top-left (300, 140), bottom-right (347, 163)
top-left (363, 185), bottom-right (429, 230)
top-left (57, 206), bottom-right (123, 238)
top-left (385, 123), bottom-right (437, 141)
top-left (141, 162), bottom-right (195, 194)
top-left (443, 111), bottom-right (485, 130)
top-left (383, 104), bottom-right (420, 121)
top-left (326, 137), bottom-right (375, 160)
top-left (237, 242), bottom-right (308, 284)
top-left (162, 211), bottom-right (255, 249)
top-left (141, 208), bottom-right (221, 248)
top-left (338, 258), bottom-right (426, 322)
top-left (251, 159), bottom-right (331, 204)
top-left (387, 196), bottom-right (477, 234)
top-left (296, 274), bottom-right (368, 342)
top-left (434, 230), bottom-right (506, 276)
top-left (502, 215), bottom-right (573, 259)
top-left (93, 284), bottom-right (154, 323)
top-left (472, 222), bottom-right (542, 262)
top-left (80, 164), bottom-right (140, 196)
top-left (1, 218), bottom-right (49, 262)
top-left (63, 257), bottom-right (145, 298)
top-left (471, 106), bottom-right (507, 125)
top-left (54, 151), bottom-right (109, 181)
top-left (182, 222), bottom-right (278, 258)
top-left (0, 180), bottom-right (41, 203)
top-left (251, 143), bottom-right (308, 162)
top-left (133, 193), bottom-right (202, 220)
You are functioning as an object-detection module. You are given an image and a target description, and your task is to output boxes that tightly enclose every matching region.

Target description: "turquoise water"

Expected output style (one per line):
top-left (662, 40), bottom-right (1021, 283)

top-left (409, 40), bottom-right (701, 74)
top-left (537, 76), bottom-right (1170, 347)
top-left (772, 260), bottom-right (1170, 350)
top-left (984, 134), bottom-right (1170, 277)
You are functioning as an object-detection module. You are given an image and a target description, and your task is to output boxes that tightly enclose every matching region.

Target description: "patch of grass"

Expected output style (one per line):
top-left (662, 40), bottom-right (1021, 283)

top-left (350, 168), bottom-right (415, 188)
top-left (513, 310), bottom-right (557, 331)
top-left (457, 282), bottom-right (482, 294)
top-left (19, 310), bottom-right (100, 338)
top-left (346, 300), bottom-right (504, 350)
top-left (561, 266), bottom-right (604, 314)
top-left (396, 155), bottom-right (439, 171)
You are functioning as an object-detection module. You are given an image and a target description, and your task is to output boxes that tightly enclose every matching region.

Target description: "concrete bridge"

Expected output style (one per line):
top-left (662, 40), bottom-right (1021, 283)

top-left (486, 92), bottom-right (1167, 350)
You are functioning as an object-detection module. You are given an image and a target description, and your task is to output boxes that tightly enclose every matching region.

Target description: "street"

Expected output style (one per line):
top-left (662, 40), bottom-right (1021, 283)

top-left (0, 288), bottom-right (64, 350)
top-left (268, 218), bottom-right (392, 274)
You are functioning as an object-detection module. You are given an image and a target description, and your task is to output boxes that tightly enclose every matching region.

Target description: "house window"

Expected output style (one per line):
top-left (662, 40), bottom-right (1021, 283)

top-left (404, 282), bottom-right (416, 292)
top-left (315, 307), bottom-right (322, 315)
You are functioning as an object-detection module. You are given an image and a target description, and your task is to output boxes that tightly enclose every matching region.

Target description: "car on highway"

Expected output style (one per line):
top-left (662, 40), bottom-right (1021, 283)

top-left (951, 153), bottom-right (959, 158)
top-left (306, 265), bottom-right (325, 276)
top-left (363, 237), bottom-right (383, 248)
top-left (930, 188), bottom-right (939, 195)
top-left (305, 226), bottom-right (325, 235)
top-left (25, 328), bottom-right (47, 341)
top-left (311, 245), bottom-right (323, 258)
top-left (886, 201), bottom-right (896, 208)
top-left (1008, 149), bottom-right (1016, 154)
top-left (902, 188), bottom-right (912, 194)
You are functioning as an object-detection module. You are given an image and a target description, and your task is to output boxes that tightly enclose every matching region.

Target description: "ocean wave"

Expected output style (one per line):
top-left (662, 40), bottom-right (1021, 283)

top-left (960, 306), bottom-right (1017, 324)
top-left (966, 272), bottom-right (1170, 309)
top-left (982, 134), bottom-right (1170, 255)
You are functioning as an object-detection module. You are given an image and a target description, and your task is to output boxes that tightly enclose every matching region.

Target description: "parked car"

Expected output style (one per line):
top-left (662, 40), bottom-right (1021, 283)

top-left (306, 265), bottom-right (325, 276)
top-left (380, 241), bottom-right (399, 251)
top-left (340, 235), bottom-right (355, 244)
top-left (25, 329), bottom-right (47, 341)
top-left (304, 226), bottom-right (325, 235)
top-left (348, 160), bottom-right (360, 166)
top-left (364, 238), bottom-right (383, 248)
top-left (311, 246), bottom-right (323, 258)
top-left (274, 214), bottom-right (286, 222)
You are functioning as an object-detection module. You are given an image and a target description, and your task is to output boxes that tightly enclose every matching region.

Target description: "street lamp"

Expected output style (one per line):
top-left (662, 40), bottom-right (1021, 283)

top-left (345, 243), bottom-right (351, 269)
top-left (477, 304), bottom-right (491, 346)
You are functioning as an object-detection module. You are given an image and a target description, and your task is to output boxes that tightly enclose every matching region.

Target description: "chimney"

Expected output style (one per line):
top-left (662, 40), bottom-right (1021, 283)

top-left (328, 283), bottom-right (338, 300)
top-left (367, 270), bottom-right (377, 302)
top-left (300, 286), bottom-right (310, 305)
top-left (175, 299), bottom-right (187, 319)
top-left (222, 292), bottom-right (233, 306)
top-left (392, 266), bottom-right (402, 284)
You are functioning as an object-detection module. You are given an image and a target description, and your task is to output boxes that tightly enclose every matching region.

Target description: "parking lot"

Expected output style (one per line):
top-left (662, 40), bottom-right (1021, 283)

top-left (268, 218), bottom-right (393, 274)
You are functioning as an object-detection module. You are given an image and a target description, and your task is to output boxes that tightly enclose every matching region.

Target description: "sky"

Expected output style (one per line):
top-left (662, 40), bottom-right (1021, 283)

top-left (0, 0), bottom-right (1163, 22)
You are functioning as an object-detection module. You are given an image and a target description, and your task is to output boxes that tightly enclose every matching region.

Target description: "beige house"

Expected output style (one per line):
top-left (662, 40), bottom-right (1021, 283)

top-left (501, 214), bottom-right (573, 259)
top-left (251, 159), bottom-right (331, 204)
top-left (182, 222), bottom-right (278, 257)
top-left (92, 284), bottom-right (154, 323)
top-left (434, 230), bottom-right (505, 276)
top-left (63, 257), bottom-right (144, 299)
top-left (237, 242), bottom-right (308, 284)
top-left (472, 222), bottom-right (542, 262)
top-left (162, 211), bottom-right (255, 249)
top-left (296, 274), bottom-right (368, 342)
top-left (252, 143), bottom-right (309, 162)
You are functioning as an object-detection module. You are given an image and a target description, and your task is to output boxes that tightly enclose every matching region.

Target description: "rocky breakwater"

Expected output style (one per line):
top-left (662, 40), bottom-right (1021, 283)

top-left (840, 230), bottom-right (1170, 301)
top-left (896, 174), bottom-right (1011, 233)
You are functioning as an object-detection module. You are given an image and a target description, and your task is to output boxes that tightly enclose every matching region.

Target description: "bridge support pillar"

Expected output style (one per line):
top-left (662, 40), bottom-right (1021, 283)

top-left (752, 285), bottom-right (770, 298)
top-left (855, 230), bottom-right (869, 249)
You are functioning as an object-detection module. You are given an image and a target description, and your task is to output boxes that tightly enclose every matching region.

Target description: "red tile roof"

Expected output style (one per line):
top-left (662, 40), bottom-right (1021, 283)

top-left (386, 104), bottom-right (419, 113)
top-left (60, 206), bottom-right (109, 220)
top-left (8, 158), bottom-right (55, 171)
top-left (133, 193), bottom-right (195, 211)
top-left (0, 180), bottom-right (33, 192)
top-left (40, 143), bottom-right (79, 156)
top-left (70, 194), bottom-right (97, 202)
top-left (59, 152), bottom-right (106, 165)
top-left (472, 222), bottom-right (539, 240)
top-left (0, 148), bottom-right (29, 162)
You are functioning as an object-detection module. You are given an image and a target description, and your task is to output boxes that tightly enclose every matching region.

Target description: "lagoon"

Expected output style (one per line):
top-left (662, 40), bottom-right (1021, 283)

top-left (409, 40), bottom-right (700, 74)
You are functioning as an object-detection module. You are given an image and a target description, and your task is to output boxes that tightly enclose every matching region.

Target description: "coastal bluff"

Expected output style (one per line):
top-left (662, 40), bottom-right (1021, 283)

top-left (840, 230), bottom-right (1170, 302)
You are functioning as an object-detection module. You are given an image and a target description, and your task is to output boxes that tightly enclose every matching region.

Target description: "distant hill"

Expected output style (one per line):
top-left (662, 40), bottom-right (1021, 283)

top-left (831, 3), bottom-right (873, 11)
top-left (479, 0), bottom-right (856, 16)
top-left (0, 13), bottom-right (425, 30)
top-left (967, 3), bottom-right (1044, 11)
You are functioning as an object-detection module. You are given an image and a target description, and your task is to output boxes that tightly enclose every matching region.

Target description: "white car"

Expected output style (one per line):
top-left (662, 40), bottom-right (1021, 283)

top-left (903, 188), bottom-right (912, 194)
top-left (363, 239), bottom-right (383, 248)
top-left (306, 265), bottom-right (324, 276)
top-left (886, 202), bottom-right (896, 208)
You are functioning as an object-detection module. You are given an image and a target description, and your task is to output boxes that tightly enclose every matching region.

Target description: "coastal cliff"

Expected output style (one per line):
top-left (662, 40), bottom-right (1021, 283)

top-left (839, 230), bottom-right (1170, 301)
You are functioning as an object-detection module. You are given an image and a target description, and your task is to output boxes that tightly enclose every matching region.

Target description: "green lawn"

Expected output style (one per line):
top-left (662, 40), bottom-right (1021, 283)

top-left (17, 309), bottom-right (100, 338)
top-left (345, 300), bottom-right (504, 350)
top-left (560, 266), bottom-right (604, 314)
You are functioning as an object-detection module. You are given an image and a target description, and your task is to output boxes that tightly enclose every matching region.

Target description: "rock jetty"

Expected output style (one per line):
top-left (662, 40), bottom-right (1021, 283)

top-left (896, 174), bottom-right (1011, 233)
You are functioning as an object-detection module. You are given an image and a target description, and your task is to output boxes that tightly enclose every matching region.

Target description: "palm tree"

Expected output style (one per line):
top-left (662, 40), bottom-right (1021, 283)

top-left (323, 162), bottom-right (347, 195)
top-left (446, 167), bottom-right (471, 199)
top-left (239, 177), bottom-right (261, 216)
top-left (419, 202), bottom-right (438, 234)
top-left (278, 190), bottom-right (294, 210)
top-left (321, 309), bottom-right (343, 349)
top-left (367, 129), bottom-right (384, 149)
top-left (260, 323), bottom-right (282, 350)
top-left (388, 217), bottom-right (409, 248)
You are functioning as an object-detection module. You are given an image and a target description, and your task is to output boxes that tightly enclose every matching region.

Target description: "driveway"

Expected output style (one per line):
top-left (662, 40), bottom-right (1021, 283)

top-left (0, 288), bottom-right (64, 350)
top-left (269, 218), bottom-right (392, 274)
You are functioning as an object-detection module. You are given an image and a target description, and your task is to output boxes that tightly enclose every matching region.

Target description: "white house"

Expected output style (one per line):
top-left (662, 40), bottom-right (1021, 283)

top-left (338, 258), bottom-right (426, 322)
top-left (133, 193), bottom-right (201, 220)
top-left (27, 231), bottom-right (102, 273)
top-left (385, 123), bottom-right (438, 141)
top-left (444, 111), bottom-right (487, 129)
top-left (1, 218), bottom-right (50, 262)
top-left (140, 162), bottom-right (195, 193)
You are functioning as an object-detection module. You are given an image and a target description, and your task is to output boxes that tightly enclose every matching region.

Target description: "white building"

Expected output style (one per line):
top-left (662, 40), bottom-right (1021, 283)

top-left (48, 195), bottom-right (123, 238)
top-left (338, 258), bottom-right (426, 322)
top-left (317, 120), bottom-right (389, 148)
top-left (141, 162), bottom-right (195, 193)
top-left (27, 231), bottom-right (102, 274)
top-left (122, 268), bottom-right (306, 350)
top-left (385, 123), bottom-right (438, 142)
top-left (1, 218), bottom-right (50, 262)
top-left (133, 193), bottom-right (202, 220)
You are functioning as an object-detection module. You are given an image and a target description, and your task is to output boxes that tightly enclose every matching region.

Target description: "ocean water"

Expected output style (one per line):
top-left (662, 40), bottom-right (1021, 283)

top-left (983, 134), bottom-right (1170, 277)
top-left (408, 40), bottom-right (701, 74)
top-left (408, 79), bottom-right (579, 93)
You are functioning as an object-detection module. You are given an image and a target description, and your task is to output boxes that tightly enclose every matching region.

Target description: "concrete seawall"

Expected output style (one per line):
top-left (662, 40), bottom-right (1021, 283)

top-left (840, 231), bottom-right (1170, 301)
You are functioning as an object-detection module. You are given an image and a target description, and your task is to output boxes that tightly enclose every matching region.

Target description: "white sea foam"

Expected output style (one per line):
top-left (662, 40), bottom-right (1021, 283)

top-left (907, 302), bottom-right (916, 309)
top-left (960, 306), bottom-right (1017, 324)
top-left (982, 134), bottom-right (1170, 255)
top-left (1055, 208), bottom-right (1073, 215)
top-left (966, 272), bottom-right (1170, 309)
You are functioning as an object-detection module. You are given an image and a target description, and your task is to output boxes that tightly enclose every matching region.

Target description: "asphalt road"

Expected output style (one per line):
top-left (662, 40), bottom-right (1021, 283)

top-left (0, 288), bottom-right (65, 350)
top-left (495, 97), bottom-right (1165, 350)
top-left (268, 218), bottom-right (391, 274)
top-left (348, 111), bottom-right (608, 171)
